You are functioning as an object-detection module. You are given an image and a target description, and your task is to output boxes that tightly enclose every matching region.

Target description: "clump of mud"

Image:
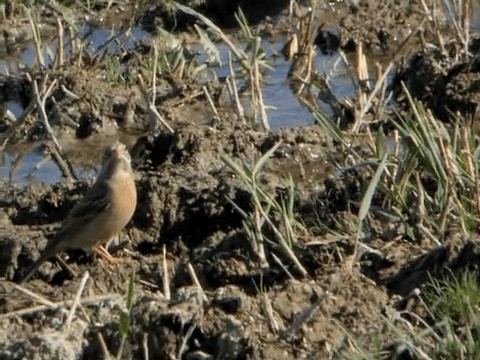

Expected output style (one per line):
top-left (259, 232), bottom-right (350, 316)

top-left (0, 118), bottom-right (366, 359)
top-left (393, 41), bottom-right (480, 124)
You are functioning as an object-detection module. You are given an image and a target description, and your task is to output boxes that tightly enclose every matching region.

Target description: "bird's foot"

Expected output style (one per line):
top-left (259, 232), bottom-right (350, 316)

top-left (93, 245), bottom-right (125, 265)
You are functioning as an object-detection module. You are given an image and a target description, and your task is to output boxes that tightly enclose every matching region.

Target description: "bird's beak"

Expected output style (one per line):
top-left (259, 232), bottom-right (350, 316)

top-left (110, 142), bottom-right (131, 164)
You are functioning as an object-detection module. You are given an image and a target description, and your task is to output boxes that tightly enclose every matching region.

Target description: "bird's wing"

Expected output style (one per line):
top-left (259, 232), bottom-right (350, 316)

top-left (67, 180), bottom-right (110, 220)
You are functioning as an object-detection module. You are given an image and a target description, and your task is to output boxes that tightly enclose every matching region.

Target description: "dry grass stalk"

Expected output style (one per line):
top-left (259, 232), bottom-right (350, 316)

top-left (137, 74), bottom-right (174, 133)
top-left (31, 76), bottom-right (76, 181)
top-left (251, 51), bottom-right (269, 131)
top-left (10, 282), bottom-right (57, 308)
top-left (420, 0), bottom-right (446, 55)
top-left (202, 85), bottom-right (219, 118)
top-left (288, 9), bottom-right (315, 95)
top-left (29, 13), bottom-right (45, 68)
top-left (187, 262), bottom-right (206, 302)
top-left (1, 294), bottom-right (121, 319)
top-left (257, 201), bottom-right (308, 277)
top-left (142, 333), bottom-right (149, 360)
top-left (226, 52), bottom-right (246, 124)
top-left (64, 271), bottom-right (90, 328)
top-left (261, 292), bottom-right (283, 334)
top-left (271, 253), bottom-right (295, 280)
top-left (96, 332), bottom-right (113, 360)
top-left (178, 323), bottom-right (197, 360)
top-left (162, 245), bottom-right (170, 301)
top-left (173, 2), bottom-right (249, 70)
top-left (56, 17), bottom-right (64, 68)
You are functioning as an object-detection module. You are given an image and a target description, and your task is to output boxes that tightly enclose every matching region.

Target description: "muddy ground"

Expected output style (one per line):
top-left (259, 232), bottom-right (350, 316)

top-left (1, 1), bottom-right (480, 359)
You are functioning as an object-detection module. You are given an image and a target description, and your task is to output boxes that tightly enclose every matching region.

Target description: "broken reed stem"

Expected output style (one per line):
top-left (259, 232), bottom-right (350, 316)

top-left (64, 271), bottom-right (90, 328)
top-left (29, 13), bottom-right (44, 68)
top-left (177, 323), bottom-right (197, 360)
top-left (173, 2), bottom-right (249, 71)
top-left (355, 42), bottom-right (369, 91)
top-left (96, 332), bottom-right (113, 360)
top-left (162, 245), bottom-right (170, 300)
top-left (142, 333), bottom-right (149, 360)
top-left (356, 62), bottom-right (394, 126)
top-left (262, 292), bottom-right (282, 333)
top-left (461, 0), bottom-right (470, 53)
top-left (187, 262), bottom-right (207, 302)
top-left (253, 206), bottom-right (268, 269)
top-left (152, 43), bottom-right (158, 100)
top-left (202, 85), bottom-right (219, 118)
top-left (253, 53), bottom-right (269, 131)
top-left (1, 294), bottom-right (122, 319)
top-left (420, 0), bottom-right (446, 55)
top-left (271, 253), bottom-right (295, 280)
top-left (56, 17), bottom-right (64, 68)
top-left (415, 171), bottom-right (425, 220)
top-left (438, 188), bottom-right (452, 237)
top-left (11, 282), bottom-right (57, 307)
top-left (116, 333), bottom-right (127, 360)
top-left (68, 25), bottom-right (78, 59)
top-left (249, 67), bottom-right (258, 128)
top-left (46, 143), bottom-right (76, 181)
top-left (227, 52), bottom-right (246, 124)
top-left (33, 78), bottom-right (61, 150)
top-left (256, 199), bottom-right (308, 277)
top-left (32, 76), bottom-right (76, 181)
top-left (137, 74), bottom-right (174, 133)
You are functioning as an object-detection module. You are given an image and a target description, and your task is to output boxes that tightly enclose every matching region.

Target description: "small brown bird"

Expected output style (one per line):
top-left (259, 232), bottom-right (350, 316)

top-left (21, 141), bottom-right (137, 283)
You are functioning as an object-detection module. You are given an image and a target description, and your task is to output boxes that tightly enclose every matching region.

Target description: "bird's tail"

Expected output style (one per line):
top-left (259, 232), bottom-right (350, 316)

top-left (20, 243), bottom-right (60, 283)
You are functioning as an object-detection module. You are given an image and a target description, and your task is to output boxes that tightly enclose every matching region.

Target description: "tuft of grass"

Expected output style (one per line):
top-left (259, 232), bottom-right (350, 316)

top-left (222, 141), bottom-right (308, 277)
top-left (421, 271), bottom-right (480, 359)
top-left (426, 271), bottom-right (480, 325)
top-left (390, 84), bottom-right (480, 236)
top-left (104, 54), bottom-right (136, 86)
top-left (335, 271), bottom-right (480, 359)
top-left (174, 1), bottom-right (271, 130)
top-left (116, 268), bottom-right (136, 360)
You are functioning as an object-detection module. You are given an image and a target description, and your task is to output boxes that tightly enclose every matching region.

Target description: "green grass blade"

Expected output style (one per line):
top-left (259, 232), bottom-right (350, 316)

top-left (358, 154), bottom-right (388, 225)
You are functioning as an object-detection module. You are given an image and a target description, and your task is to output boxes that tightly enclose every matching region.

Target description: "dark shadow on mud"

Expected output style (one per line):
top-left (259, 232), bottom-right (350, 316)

top-left (384, 242), bottom-right (480, 298)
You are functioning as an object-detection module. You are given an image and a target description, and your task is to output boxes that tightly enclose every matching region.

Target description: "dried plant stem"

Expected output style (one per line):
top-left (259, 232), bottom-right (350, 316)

top-left (173, 2), bottom-right (249, 70)
top-left (32, 76), bottom-right (76, 181)
top-left (187, 262), bottom-right (207, 302)
top-left (33, 77), bottom-right (60, 150)
top-left (162, 245), bottom-right (170, 300)
top-left (97, 332), bottom-right (113, 360)
top-left (142, 333), bottom-right (149, 360)
top-left (56, 17), bottom-right (64, 68)
top-left (177, 323), bottom-right (197, 360)
top-left (29, 13), bottom-right (44, 68)
top-left (137, 74), bottom-right (174, 133)
top-left (1, 294), bottom-right (121, 319)
top-left (262, 292), bottom-right (282, 333)
top-left (64, 271), bottom-right (90, 328)
top-left (252, 53), bottom-right (269, 131)
top-left (202, 85), bottom-right (219, 118)
top-left (227, 52), bottom-right (246, 124)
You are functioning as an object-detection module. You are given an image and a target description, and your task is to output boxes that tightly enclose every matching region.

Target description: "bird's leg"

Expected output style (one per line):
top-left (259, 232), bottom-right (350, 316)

top-left (92, 244), bottom-right (124, 264)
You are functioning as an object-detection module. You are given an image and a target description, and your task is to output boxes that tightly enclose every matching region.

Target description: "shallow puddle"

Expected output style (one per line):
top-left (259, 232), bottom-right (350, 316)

top-left (0, 24), bottom-right (354, 185)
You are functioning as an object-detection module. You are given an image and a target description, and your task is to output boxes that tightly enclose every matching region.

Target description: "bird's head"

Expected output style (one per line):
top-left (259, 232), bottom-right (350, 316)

top-left (101, 141), bottom-right (133, 176)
